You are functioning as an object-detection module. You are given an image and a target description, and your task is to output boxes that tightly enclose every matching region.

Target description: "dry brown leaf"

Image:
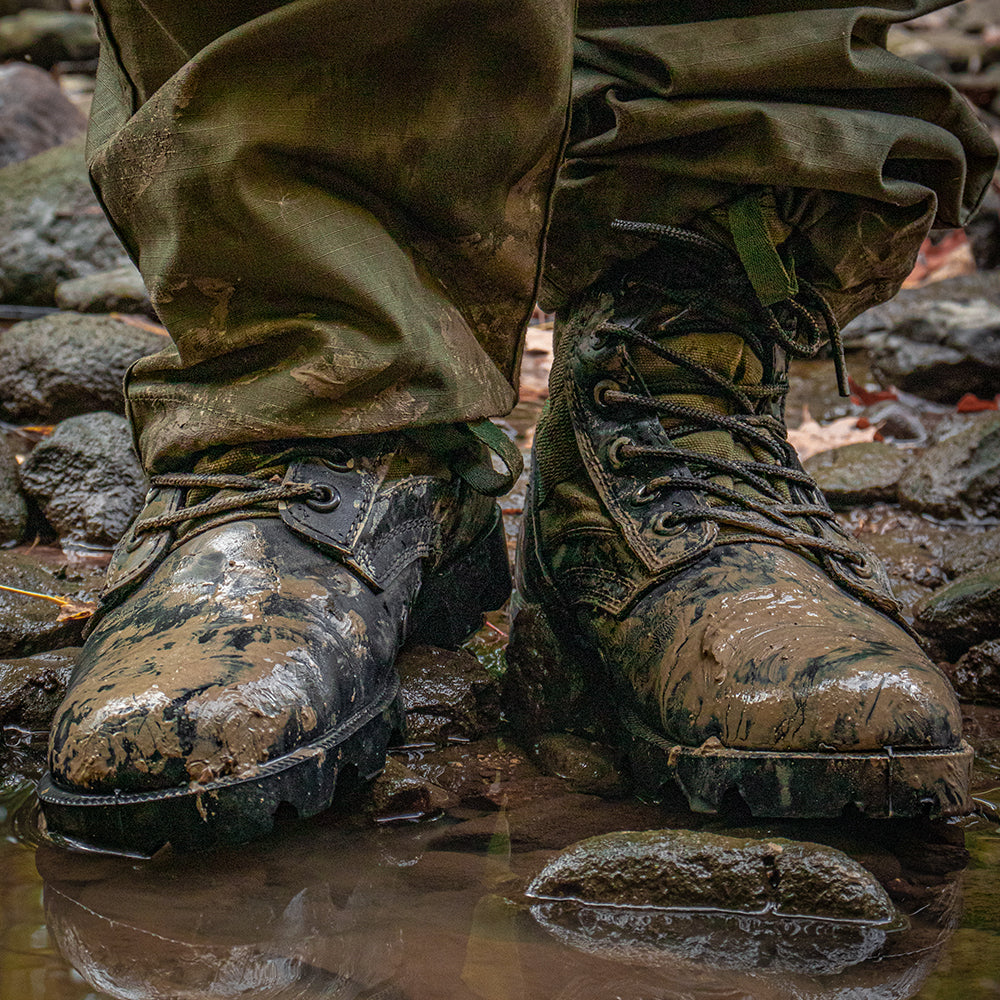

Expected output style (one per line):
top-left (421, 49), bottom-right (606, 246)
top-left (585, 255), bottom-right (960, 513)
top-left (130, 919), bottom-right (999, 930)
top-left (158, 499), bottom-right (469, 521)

top-left (787, 407), bottom-right (877, 462)
top-left (55, 598), bottom-right (98, 622)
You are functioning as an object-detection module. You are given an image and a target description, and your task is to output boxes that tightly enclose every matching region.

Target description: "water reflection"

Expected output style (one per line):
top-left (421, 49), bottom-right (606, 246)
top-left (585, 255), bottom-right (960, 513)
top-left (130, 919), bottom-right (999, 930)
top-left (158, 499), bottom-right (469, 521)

top-left (36, 811), bottom-right (965, 1000)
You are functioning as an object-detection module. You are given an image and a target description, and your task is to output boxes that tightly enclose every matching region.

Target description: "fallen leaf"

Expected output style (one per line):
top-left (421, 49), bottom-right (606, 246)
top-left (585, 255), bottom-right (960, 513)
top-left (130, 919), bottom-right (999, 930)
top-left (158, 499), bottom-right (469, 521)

top-left (956, 393), bottom-right (999, 413)
top-left (55, 598), bottom-right (98, 622)
top-left (110, 313), bottom-right (169, 336)
top-left (787, 407), bottom-right (878, 461)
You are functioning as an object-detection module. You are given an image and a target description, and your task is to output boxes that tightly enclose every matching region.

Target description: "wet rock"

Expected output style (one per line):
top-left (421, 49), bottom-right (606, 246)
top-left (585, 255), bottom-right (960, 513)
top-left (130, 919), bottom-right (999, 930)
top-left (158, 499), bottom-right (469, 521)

top-left (952, 639), bottom-right (1000, 705)
top-left (503, 605), bottom-right (599, 740)
top-left (54, 264), bottom-right (153, 316)
top-left (402, 737), bottom-right (563, 811)
top-left (864, 299), bottom-right (1000, 403)
top-left (0, 646), bottom-right (76, 730)
top-left (0, 63), bottom-right (84, 168)
top-left (898, 412), bottom-right (1000, 520)
top-left (19, 412), bottom-right (146, 549)
top-left (396, 644), bottom-right (501, 742)
top-left (369, 757), bottom-right (457, 821)
top-left (803, 441), bottom-right (911, 506)
top-left (940, 526), bottom-right (1000, 578)
top-left (0, 9), bottom-right (98, 67)
top-left (0, 137), bottom-right (131, 305)
top-left (913, 561), bottom-right (1000, 655)
top-left (0, 311), bottom-right (165, 422)
top-left (0, 436), bottom-right (27, 544)
top-left (530, 734), bottom-right (624, 797)
top-left (966, 184), bottom-right (1000, 271)
top-left (843, 271), bottom-right (1000, 348)
top-left (0, 550), bottom-right (100, 656)
top-left (527, 829), bottom-right (896, 923)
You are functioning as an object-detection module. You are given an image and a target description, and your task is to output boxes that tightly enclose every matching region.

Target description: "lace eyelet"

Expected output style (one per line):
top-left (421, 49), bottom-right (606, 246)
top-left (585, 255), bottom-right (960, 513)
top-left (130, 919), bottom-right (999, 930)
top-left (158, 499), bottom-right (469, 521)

top-left (651, 512), bottom-right (685, 537)
top-left (593, 379), bottom-right (621, 408)
top-left (306, 484), bottom-right (341, 512)
top-left (607, 436), bottom-right (631, 470)
top-left (852, 559), bottom-right (874, 579)
top-left (633, 483), bottom-right (657, 505)
top-left (123, 531), bottom-right (145, 553)
top-left (320, 450), bottom-right (353, 472)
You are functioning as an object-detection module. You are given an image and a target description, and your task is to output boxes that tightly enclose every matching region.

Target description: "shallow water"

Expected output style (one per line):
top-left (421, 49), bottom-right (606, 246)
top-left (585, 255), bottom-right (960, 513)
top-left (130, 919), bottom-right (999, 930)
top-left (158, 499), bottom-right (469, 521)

top-left (2, 760), bottom-right (998, 1000)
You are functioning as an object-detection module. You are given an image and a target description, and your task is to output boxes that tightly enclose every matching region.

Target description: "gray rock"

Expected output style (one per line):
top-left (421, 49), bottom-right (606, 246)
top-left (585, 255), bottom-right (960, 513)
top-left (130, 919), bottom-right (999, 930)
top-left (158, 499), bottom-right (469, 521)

top-left (0, 1), bottom-right (74, 15)
top-left (527, 829), bottom-right (896, 922)
top-left (0, 310), bottom-right (165, 422)
top-left (55, 264), bottom-right (153, 315)
top-left (952, 639), bottom-right (1000, 705)
top-left (530, 733), bottom-right (624, 797)
top-left (0, 9), bottom-right (98, 67)
top-left (803, 441), bottom-right (911, 506)
top-left (0, 435), bottom-right (27, 544)
top-left (0, 550), bottom-right (100, 656)
top-left (396, 644), bottom-right (501, 742)
top-left (0, 63), bottom-right (84, 168)
top-left (898, 412), bottom-right (1000, 520)
top-left (19, 411), bottom-right (146, 549)
top-left (940, 526), bottom-right (1000, 578)
top-left (913, 561), bottom-right (1000, 655)
top-left (0, 136), bottom-right (131, 305)
top-left (865, 299), bottom-right (1000, 403)
top-left (843, 271), bottom-right (1000, 350)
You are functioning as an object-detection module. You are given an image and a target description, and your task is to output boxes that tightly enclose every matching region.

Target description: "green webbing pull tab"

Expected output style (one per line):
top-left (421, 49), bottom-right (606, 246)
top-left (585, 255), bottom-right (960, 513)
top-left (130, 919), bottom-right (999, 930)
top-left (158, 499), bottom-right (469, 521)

top-left (461, 419), bottom-right (523, 496)
top-left (728, 193), bottom-right (798, 307)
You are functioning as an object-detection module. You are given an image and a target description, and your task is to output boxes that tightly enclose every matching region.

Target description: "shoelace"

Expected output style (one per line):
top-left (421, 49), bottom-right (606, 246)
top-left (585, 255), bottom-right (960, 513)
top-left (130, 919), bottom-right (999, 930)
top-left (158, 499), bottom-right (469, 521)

top-left (133, 472), bottom-right (316, 536)
top-left (597, 222), bottom-right (864, 570)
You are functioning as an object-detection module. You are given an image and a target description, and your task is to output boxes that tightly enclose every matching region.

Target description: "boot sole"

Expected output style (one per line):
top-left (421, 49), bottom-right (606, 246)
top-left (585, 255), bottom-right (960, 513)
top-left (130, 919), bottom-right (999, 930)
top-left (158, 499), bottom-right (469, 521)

top-left (509, 602), bottom-right (974, 821)
top-left (37, 510), bottom-right (511, 856)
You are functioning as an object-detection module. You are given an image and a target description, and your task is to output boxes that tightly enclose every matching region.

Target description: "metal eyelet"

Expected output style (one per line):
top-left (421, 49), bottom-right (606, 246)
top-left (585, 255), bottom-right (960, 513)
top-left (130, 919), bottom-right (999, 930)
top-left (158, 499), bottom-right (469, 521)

top-left (123, 530), bottom-right (145, 553)
top-left (651, 512), bottom-right (685, 537)
top-left (320, 450), bottom-right (353, 472)
top-left (607, 436), bottom-right (631, 470)
top-left (593, 379), bottom-right (621, 408)
top-left (851, 559), bottom-right (874, 579)
top-left (306, 484), bottom-right (341, 512)
top-left (633, 483), bottom-right (657, 505)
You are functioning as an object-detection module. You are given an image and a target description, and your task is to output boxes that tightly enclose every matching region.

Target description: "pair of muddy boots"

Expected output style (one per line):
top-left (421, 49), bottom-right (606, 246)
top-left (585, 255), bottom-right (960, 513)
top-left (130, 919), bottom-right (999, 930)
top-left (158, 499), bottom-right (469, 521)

top-left (40, 229), bottom-right (970, 854)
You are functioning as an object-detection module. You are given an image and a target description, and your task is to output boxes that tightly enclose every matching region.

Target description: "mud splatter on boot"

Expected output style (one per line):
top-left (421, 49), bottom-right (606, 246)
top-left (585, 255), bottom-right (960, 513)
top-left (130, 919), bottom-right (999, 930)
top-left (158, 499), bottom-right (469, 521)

top-left (514, 224), bottom-right (971, 819)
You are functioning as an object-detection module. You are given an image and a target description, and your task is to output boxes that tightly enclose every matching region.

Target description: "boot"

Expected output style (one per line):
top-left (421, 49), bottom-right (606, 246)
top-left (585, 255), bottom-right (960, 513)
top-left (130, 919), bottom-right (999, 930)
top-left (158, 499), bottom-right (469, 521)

top-left (40, 428), bottom-right (514, 854)
top-left (515, 223), bottom-right (971, 819)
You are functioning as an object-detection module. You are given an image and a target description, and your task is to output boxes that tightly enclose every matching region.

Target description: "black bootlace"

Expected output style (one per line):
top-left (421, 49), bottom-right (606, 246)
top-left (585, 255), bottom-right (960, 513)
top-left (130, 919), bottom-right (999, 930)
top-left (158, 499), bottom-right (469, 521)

top-left (598, 221), bottom-right (863, 568)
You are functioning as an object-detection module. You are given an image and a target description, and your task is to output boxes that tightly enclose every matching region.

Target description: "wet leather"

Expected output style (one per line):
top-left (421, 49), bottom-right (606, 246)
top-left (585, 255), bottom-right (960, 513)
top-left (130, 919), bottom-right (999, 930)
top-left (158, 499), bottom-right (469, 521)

top-left (49, 458), bottom-right (497, 795)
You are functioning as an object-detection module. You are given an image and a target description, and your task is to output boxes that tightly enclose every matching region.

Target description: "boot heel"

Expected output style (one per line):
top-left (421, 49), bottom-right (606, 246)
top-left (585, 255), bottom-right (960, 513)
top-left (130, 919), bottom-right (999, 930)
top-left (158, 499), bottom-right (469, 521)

top-left (409, 507), bottom-right (511, 648)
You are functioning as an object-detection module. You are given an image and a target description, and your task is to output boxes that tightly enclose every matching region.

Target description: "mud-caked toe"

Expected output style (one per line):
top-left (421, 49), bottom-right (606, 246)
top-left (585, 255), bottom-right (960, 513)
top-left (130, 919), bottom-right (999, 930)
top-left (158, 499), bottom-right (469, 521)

top-left (514, 227), bottom-right (972, 819)
top-left (40, 435), bottom-right (511, 853)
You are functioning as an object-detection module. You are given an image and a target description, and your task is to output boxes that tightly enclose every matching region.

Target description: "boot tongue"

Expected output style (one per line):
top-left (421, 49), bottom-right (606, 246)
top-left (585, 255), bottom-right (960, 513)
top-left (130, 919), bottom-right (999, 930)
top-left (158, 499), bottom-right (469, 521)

top-left (630, 330), bottom-right (790, 506)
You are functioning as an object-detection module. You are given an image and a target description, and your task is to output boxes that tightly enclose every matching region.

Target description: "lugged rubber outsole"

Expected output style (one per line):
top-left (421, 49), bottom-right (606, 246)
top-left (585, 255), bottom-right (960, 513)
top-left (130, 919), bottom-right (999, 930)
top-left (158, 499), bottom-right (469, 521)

top-left (37, 511), bottom-right (512, 856)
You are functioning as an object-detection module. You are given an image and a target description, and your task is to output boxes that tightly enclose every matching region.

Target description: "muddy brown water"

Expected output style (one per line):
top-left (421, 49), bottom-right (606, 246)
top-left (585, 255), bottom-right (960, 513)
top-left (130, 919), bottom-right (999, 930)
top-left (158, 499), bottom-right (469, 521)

top-left (2, 736), bottom-right (999, 1000)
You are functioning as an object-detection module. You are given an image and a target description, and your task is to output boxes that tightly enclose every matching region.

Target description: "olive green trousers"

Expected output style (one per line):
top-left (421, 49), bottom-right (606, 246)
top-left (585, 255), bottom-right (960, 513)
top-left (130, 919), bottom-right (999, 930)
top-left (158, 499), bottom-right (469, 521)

top-left (87, 0), bottom-right (996, 471)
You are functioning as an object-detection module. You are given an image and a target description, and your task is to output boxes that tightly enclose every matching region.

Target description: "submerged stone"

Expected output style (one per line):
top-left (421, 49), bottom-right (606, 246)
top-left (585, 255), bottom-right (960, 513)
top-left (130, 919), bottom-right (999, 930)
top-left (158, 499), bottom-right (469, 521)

top-left (940, 525), bottom-right (1000, 578)
top-left (530, 733), bottom-right (624, 797)
top-left (19, 411), bottom-right (146, 549)
top-left (369, 757), bottom-right (457, 821)
top-left (898, 412), bottom-right (1000, 520)
top-left (526, 829), bottom-right (896, 922)
top-left (803, 441), bottom-right (911, 506)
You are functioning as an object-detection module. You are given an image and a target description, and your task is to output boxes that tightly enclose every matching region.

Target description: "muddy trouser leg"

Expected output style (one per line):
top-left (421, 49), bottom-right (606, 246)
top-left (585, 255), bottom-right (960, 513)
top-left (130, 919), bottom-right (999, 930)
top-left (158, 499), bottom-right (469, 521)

top-left (88, 1), bottom-right (994, 476)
